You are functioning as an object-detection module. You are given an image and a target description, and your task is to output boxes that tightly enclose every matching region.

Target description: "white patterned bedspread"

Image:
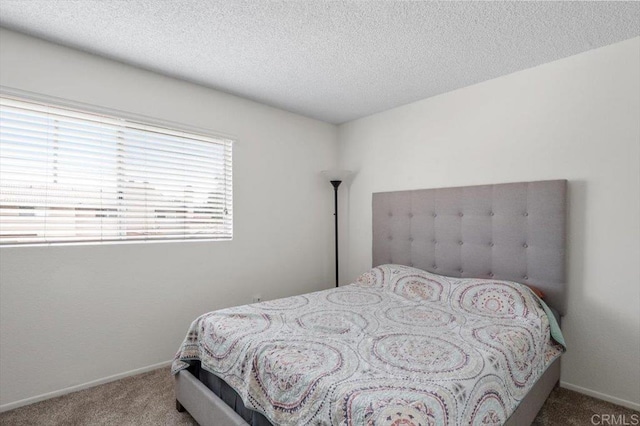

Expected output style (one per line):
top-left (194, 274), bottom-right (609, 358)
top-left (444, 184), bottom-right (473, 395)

top-left (172, 264), bottom-right (565, 426)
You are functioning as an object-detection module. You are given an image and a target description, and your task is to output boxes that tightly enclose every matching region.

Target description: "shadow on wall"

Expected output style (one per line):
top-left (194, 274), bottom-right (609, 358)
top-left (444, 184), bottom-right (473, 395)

top-left (563, 180), bottom-right (640, 407)
top-left (339, 173), bottom-right (357, 286)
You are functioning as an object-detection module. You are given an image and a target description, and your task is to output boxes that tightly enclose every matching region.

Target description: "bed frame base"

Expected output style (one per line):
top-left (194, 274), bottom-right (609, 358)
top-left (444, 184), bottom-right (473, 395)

top-left (175, 367), bottom-right (248, 426)
top-left (175, 358), bottom-right (560, 426)
top-left (504, 358), bottom-right (561, 426)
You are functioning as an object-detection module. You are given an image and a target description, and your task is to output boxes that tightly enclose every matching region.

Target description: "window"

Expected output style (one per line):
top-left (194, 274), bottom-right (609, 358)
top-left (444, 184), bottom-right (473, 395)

top-left (0, 95), bottom-right (232, 245)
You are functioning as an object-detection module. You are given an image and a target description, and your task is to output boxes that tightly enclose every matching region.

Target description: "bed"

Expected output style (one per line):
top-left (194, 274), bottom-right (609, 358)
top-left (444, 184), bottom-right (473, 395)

top-left (173, 179), bottom-right (568, 426)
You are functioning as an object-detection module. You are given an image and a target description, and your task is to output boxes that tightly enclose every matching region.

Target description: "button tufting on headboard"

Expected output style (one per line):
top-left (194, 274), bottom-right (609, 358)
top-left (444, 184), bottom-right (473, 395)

top-left (372, 180), bottom-right (567, 315)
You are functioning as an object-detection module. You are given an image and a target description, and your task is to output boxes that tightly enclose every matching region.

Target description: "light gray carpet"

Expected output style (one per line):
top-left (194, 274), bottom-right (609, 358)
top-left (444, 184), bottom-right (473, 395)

top-left (1, 367), bottom-right (637, 425)
top-left (0, 368), bottom-right (197, 426)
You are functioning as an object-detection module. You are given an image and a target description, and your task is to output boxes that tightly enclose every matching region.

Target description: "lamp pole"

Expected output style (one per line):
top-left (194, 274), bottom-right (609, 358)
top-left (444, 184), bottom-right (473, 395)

top-left (331, 180), bottom-right (342, 287)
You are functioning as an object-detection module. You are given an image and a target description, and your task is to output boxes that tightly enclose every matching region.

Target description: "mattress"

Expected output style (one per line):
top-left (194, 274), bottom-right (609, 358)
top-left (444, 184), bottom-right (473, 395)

top-left (188, 360), bottom-right (272, 426)
top-left (173, 264), bottom-right (565, 425)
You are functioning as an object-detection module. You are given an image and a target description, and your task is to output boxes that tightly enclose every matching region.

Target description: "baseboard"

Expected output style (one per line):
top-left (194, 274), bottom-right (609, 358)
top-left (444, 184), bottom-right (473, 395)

top-left (0, 360), bottom-right (173, 413)
top-left (560, 381), bottom-right (640, 411)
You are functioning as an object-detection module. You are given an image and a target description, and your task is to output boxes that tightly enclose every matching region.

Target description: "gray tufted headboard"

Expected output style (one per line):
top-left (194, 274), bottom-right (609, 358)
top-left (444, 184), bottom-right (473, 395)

top-left (372, 180), bottom-right (567, 315)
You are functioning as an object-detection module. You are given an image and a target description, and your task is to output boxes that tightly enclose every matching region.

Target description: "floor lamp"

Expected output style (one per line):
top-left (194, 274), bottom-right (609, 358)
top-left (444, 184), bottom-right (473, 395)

top-left (322, 170), bottom-right (352, 287)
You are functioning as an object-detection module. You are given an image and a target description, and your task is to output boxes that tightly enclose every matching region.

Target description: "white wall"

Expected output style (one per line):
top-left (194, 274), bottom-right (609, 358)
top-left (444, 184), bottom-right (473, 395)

top-left (0, 29), bottom-right (338, 409)
top-left (2, 27), bottom-right (639, 413)
top-left (338, 37), bottom-right (640, 409)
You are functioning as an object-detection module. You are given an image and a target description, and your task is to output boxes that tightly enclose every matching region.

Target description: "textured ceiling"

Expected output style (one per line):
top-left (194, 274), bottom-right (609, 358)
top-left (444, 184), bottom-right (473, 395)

top-left (0, 1), bottom-right (639, 124)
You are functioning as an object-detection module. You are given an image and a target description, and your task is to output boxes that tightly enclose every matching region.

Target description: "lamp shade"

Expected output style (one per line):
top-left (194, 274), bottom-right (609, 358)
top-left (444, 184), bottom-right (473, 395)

top-left (321, 169), bottom-right (353, 182)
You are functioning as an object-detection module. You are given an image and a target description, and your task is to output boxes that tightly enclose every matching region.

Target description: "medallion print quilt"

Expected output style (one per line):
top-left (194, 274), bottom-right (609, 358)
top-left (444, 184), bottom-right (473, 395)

top-left (172, 264), bottom-right (565, 426)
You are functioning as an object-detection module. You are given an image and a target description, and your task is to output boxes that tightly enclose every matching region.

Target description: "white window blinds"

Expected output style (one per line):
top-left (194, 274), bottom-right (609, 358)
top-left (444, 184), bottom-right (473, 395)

top-left (0, 96), bottom-right (233, 245)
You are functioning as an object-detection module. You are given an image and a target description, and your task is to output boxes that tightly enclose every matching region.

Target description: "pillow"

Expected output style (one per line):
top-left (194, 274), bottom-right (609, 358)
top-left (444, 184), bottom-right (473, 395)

top-left (524, 284), bottom-right (545, 299)
top-left (354, 264), bottom-right (441, 289)
top-left (354, 264), bottom-right (546, 301)
top-left (353, 264), bottom-right (451, 302)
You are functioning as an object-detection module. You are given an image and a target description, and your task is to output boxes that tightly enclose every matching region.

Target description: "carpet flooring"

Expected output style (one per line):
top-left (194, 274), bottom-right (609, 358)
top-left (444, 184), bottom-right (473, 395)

top-left (1, 367), bottom-right (637, 425)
